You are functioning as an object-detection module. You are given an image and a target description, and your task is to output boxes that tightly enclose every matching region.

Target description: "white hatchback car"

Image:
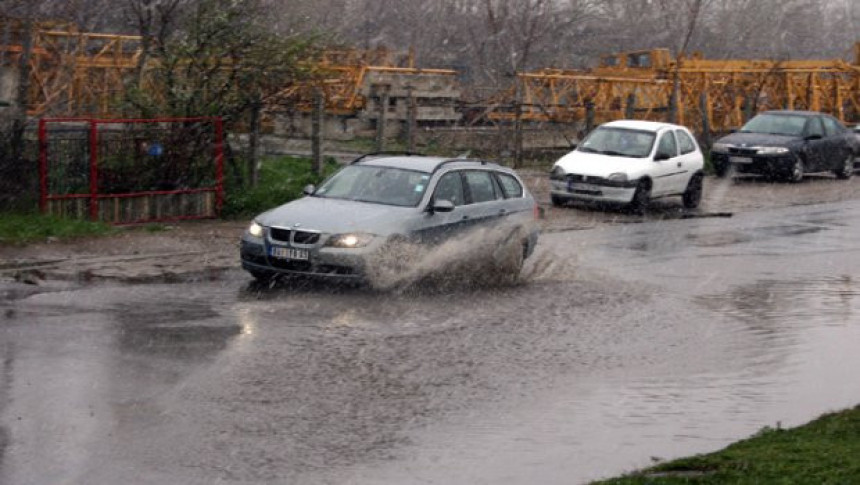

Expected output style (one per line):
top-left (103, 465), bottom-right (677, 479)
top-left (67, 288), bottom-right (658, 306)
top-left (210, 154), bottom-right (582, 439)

top-left (549, 120), bottom-right (705, 213)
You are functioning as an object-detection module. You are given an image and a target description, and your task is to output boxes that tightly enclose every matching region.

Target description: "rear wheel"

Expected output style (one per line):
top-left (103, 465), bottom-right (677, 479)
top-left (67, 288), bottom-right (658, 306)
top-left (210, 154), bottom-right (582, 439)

top-left (682, 173), bottom-right (703, 209)
top-left (834, 154), bottom-right (854, 180)
top-left (629, 180), bottom-right (651, 215)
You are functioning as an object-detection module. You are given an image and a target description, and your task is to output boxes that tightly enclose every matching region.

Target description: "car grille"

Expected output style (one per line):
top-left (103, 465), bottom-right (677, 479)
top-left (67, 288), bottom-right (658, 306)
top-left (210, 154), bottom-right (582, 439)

top-left (293, 231), bottom-right (320, 244)
top-left (270, 227), bottom-right (291, 242)
top-left (728, 147), bottom-right (757, 156)
top-left (269, 227), bottom-right (320, 245)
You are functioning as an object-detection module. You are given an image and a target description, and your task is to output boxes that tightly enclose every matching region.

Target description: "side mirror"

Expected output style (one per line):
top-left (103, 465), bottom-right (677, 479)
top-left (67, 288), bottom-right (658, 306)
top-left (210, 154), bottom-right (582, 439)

top-left (653, 151), bottom-right (672, 161)
top-left (302, 184), bottom-right (316, 196)
top-left (429, 199), bottom-right (455, 214)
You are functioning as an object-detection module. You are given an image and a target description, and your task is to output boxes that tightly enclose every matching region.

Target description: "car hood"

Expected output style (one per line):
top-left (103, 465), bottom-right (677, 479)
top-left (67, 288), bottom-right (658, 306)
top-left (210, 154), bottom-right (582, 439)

top-left (553, 151), bottom-right (652, 177)
top-left (716, 132), bottom-right (800, 147)
top-left (256, 196), bottom-right (414, 235)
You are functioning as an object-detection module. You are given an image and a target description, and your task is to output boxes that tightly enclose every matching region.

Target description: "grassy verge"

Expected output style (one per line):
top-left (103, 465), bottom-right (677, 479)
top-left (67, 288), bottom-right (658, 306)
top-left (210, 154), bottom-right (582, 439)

top-left (0, 213), bottom-right (115, 245)
top-left (594, 405), bottom-right (860, 484)
top-left (222, 155), bottom-right (340, 218)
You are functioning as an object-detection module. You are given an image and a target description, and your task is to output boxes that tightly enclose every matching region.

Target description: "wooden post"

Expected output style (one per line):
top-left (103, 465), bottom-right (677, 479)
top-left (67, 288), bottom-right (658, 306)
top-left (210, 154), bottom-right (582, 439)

top-left (376, 86), bottom-right (389, 152)
top-left (624, 92), bottom-right (636, 119)
top-left (405, 85), bottom-right (416, 152)
top-left (513, 77), bottom-right (523, 168)
top-left (248, 96), bottom-right (261, 186)
top-left (699, 91), bottom-right (712, 149)
top-left (312, 89), bottom-right (324, 175)
top-left (585, 101), bottom-right (595, 134)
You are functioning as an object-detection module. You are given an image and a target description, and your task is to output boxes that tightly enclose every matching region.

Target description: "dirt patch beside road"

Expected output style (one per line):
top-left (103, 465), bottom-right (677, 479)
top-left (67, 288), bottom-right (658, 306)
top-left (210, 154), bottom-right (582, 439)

top-left (1, 172), bottom-right (858, 283)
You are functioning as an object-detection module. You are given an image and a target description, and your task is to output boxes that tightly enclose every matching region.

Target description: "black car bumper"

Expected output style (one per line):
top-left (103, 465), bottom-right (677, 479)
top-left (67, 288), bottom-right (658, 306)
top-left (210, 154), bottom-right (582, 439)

top-left (712, 152), bottom-right (796, 176)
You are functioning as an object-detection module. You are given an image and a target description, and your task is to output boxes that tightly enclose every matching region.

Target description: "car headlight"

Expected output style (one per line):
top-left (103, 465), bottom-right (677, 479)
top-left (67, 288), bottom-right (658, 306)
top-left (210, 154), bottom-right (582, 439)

top-left (325, 233), bottom-right (375, 248)
top-left (247, 221), bottom-right (264, 238)
top-left (755, 146), bottom-right (789, 155)
top-left (711, 143), bottom-right (730, 153)
top-left (550, 166), bottom-right (567, 180)
top-left (607, 172), bottom-right (628, 182)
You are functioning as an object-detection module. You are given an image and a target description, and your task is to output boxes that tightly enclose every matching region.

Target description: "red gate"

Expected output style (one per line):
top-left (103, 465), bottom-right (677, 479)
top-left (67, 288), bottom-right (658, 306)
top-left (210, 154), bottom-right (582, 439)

top-left (39, 117), bottom-right (224, 224)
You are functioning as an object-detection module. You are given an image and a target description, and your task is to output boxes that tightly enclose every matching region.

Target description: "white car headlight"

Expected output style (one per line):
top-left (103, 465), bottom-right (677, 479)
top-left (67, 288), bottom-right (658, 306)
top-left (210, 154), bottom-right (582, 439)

top-left (325, 233), bottom-right (375, 248)
top-left (248, 221), bottom-right (264, 238)
top-left (607, 172), bottom-right (628, 182)
top-left (550, 165), bottom-right (567, 180)
top-left (711, 143), bottom-right (730, 153)
top-left (755, 146), bottom-right (789, 155)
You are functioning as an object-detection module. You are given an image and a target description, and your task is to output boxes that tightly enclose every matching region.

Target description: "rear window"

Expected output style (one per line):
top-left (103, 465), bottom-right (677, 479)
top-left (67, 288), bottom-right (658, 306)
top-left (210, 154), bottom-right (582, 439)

top-left (675, 130), bottom-right (697, 155)
top-left (496, 172), bottom-right (524, 198)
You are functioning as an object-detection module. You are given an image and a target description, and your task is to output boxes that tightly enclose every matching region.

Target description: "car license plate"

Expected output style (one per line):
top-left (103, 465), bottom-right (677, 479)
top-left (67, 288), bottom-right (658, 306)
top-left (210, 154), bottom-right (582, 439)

top-left (729, 156), bottom-right (753, 164)
top-left (269, 246), bottom-right (309, 260)
top-left (568, 182), bottom-right (601, 193)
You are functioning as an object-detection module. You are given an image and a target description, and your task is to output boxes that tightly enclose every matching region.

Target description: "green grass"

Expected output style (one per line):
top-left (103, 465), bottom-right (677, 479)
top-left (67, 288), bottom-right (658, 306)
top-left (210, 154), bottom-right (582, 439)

top-left (0, 213), bottom-right (115, 245)
top-left (221, 155), bottom-right (340, 218)
top-left (594, 405), bottom-right (860, 484)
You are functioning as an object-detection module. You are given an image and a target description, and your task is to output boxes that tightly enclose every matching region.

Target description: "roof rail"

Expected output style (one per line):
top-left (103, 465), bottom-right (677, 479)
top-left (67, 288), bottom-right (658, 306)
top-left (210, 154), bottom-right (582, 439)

top-left (349, 151), bottom-right (424, 165)
top-left (430, 157), bottom-right (491, 174)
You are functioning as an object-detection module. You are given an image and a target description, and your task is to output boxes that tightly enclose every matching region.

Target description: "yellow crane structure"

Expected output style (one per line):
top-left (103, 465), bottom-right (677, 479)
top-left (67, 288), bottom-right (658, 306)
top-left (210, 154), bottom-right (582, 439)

top-left (0, 19), bottom-right (459, 122)
top-left (0, 18), bottom-right (141, 116)
top-left (490, 44), bottom-right (860, 133)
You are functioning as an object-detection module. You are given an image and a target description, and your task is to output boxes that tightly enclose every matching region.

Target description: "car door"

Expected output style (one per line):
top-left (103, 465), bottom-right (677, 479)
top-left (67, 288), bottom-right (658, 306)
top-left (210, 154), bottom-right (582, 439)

top-left (650, 130), bottom-right (684, 196)
top-left (821, 115), bottom-right (850, 168)
top-left (461, 170), bottom-right (505, 228)
top-left (802, 116), bottom-right (828, 171)
top-left (414, 169), bottom-right (469, 243)
top-left (674, 128), bottom-right (702, 190)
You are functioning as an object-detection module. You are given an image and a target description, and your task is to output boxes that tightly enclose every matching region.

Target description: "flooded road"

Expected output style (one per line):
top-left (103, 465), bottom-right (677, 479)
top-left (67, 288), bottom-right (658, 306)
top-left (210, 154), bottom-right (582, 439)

top-left (2, 200), bottom-right (860, 484)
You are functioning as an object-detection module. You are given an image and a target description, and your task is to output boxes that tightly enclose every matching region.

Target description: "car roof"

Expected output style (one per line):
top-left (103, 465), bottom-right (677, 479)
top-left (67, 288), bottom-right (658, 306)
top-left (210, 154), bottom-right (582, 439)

top-left (600, 119), bottom-right (686, 132)
top-left (353, 153), bottom-right (508, 174)
top-left (758, 110), bottom-right (822, 117)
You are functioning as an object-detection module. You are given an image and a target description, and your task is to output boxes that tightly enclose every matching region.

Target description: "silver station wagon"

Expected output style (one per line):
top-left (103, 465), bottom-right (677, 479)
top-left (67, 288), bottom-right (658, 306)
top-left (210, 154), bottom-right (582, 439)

top-left (240, 153), bottom-right (540, 284)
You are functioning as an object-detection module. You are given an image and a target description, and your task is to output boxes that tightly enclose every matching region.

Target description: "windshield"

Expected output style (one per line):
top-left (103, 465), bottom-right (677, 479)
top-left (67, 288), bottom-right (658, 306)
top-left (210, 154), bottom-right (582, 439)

top-left (577, 127), bottom-right (656, 158)
top-left (740, 113), bottom-right (807, 136)
top-left (313, 165), bottom-right (430, 207)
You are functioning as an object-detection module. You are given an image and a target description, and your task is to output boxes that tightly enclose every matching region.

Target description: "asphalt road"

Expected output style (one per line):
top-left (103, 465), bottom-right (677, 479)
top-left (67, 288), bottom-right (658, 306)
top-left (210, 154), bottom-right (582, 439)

top-left (2, 174), bottom-right (860, 484)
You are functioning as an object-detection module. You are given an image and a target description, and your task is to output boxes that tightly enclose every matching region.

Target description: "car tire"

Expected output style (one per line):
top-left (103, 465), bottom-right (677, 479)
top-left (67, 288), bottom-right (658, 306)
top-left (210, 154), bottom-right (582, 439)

top-left (249, 269), bottom-right (276, 282)
top-left (682, 173), bottom-right (703, 209)
top-left (834, 154), bottom-right (854, 180)
top-left (787, 156), bottom-right (804, 183)
top-left (629, 180), bottom-right (651, 215)
top-left (550, 194), bottom-right (567, 207)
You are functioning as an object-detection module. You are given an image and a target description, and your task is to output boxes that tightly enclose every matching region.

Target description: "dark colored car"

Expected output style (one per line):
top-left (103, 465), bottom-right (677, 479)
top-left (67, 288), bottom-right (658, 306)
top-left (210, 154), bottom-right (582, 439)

top-left (240, 153), bottom-right (540, 284)
top-left (710, 110), bottom-right (855, 182)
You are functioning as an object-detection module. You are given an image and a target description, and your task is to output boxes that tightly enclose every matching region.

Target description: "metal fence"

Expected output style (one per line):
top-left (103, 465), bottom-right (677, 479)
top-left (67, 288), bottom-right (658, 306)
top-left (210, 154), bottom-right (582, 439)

top-left (39, 117), bottom-right (224, 224)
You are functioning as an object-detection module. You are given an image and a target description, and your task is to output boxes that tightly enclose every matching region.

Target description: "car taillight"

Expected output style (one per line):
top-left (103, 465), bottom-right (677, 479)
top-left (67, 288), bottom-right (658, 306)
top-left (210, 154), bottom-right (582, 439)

top-left (533, 203), bottom-right (541, 220)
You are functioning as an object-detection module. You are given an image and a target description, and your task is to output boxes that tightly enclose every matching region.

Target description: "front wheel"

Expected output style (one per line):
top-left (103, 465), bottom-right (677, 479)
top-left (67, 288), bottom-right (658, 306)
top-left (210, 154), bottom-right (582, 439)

top-left (629, 180), bottom-right (651, 215)
top-left (787, 157), bottom-right (804, 183)
top-left (249, 269), bottom-right (276, 282)
top-left (834, 154), bottom-right (854, 180)
top-left (682, 173), bottom-right (704, 209)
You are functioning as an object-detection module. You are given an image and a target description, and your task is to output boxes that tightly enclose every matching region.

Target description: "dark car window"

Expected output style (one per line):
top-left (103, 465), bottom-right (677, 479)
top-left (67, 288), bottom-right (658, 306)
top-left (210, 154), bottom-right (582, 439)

top-left (463, 171), bottom-right (499, 203)
top-left (821, 116), bottom-right (844, 137)
top-left (433, 171), bottom-right (465, 206)
top-left (805, 117), bottom-right (825, 138)
top-left (656, 132), bottom-right (678, 158)
top-left (496, 172), bottom-right (524, 198)
top-left (675, 129), bottom-right (697, 155)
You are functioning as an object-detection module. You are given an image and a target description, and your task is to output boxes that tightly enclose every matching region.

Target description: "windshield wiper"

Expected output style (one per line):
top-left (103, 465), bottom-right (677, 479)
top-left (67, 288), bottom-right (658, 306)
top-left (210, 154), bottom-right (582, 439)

top-left (578, 146), bottom-right (599, 153)
top-left (602, 150), bottom-right (624, 157)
